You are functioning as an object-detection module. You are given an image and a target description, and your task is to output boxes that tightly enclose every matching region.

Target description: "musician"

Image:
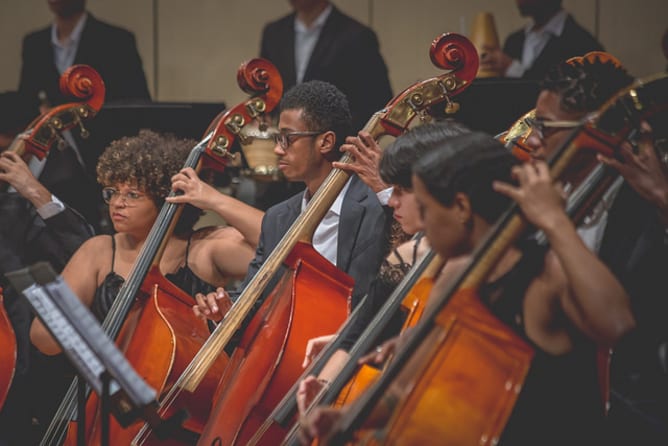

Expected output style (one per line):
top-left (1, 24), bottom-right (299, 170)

top-left (0, 150), bottom-right (93, 446)
top-left (296, 120), bottom-right (471, 411)
top-left (192, 80), bottom-right (390, 339)
top-left (29, 129), bottom-right (261, 355)
top-left (598, 133), bottom-right (668, 444)
top-left (523, 53), bottom-right (668, 442)
top-left (480, 0), bottom-right (603, 80)
top-left (299, 132), bottom-right (634, 445)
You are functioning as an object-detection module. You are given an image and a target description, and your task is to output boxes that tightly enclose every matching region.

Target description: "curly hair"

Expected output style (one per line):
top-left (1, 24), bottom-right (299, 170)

top-left (97, 129), bottom-right (203, 234)
top-left (541, 53), bottom-right (635, 114)
top-left (279, 80), bottom-right (352, 160)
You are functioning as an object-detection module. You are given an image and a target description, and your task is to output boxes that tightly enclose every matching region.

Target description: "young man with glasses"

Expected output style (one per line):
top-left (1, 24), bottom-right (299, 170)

top-left (523, 52), bottom-right (668, 443)
top-left (193, 80), bottom-right (390, 331)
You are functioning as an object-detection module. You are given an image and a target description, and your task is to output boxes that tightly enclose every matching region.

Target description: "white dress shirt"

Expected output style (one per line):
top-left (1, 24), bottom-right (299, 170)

top-left (301, 176), bottom-right (351, 266)
top-left (505, 9), bottom-right (568, 78)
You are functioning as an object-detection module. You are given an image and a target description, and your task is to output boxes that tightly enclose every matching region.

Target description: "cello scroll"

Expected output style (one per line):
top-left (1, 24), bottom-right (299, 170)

top-left (377, 33), bottom-right (478, 138)
top-left (203, 58), bottom-right (283, 168)
top-left (16, 64), bottom-right (104, 160)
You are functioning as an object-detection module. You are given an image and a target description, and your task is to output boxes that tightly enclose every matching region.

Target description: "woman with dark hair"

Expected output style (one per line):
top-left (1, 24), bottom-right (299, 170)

top-left (29, 129), bottom-right (263, 354)
top-left (299, 132), bottom-right (634, 445)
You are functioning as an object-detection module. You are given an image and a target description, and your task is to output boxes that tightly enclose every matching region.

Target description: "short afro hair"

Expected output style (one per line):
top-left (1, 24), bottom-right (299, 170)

top-left (279, 80), bottom-right (352, 159)
top-left (97, 129), bottom-right (203, 235)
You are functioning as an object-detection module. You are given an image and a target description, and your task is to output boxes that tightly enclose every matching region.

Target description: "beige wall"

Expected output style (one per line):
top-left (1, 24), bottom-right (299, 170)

top-left (1, 0), bottom-right (666, 108)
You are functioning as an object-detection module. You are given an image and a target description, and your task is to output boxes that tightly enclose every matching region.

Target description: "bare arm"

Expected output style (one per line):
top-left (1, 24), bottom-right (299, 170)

top-left (167, 167), bottom-right (264, 247)
top-left (29, 235), bottom-right (108, 354)
top-left (494, 162), bottom-right (635, 346)
top-left (208, 227), bottom-right (257, 280)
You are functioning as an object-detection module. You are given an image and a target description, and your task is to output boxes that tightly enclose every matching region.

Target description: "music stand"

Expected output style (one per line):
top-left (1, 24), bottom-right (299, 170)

top-left (6, 262), bottom-right (185, 446)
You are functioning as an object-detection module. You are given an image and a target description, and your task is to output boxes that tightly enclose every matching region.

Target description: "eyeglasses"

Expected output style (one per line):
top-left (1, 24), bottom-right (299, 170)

top-left (524, 117), bottom-right (581, 141)
top-left (102, 187), bottom-right (147, 206)
top-left (273, 130), bottom-right (323, 150)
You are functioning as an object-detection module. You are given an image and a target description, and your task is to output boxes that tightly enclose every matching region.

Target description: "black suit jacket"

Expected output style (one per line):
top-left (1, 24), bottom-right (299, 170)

top-left (231, 175), bottom-right (390, 313)
top-left (260, 6), bottom-right (393, 131)
top-left (18, 13), bottom-right (150, 111)
top-left (503, 14), bottom-right (604, 81)
top-left (599, 184), bottom-right (668, 408)
top-left (17, 13), bottom-right (151, 228)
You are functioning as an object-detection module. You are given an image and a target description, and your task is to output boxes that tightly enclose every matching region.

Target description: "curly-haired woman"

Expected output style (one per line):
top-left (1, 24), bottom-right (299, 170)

top-left (29, 129), bottom-right (263, 354)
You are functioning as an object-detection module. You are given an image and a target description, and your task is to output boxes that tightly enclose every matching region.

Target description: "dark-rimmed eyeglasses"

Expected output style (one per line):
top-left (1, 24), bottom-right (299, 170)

top-left (102, 187), bottom-right (147, 206)
top-left (273, 130), bottom-right (323, 150)
top-left (524, 117), bottom-right (581, 141)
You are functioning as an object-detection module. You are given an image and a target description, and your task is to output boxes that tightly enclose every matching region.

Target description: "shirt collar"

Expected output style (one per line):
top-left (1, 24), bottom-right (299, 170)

top-left (51, 12), bottom-right (88, 48)
top-left (301, 176), bottom-right (351, 216)
top-left (294, 4), bottom-right (332, 34)
top-left (524, 9), bottom-right (567, 37)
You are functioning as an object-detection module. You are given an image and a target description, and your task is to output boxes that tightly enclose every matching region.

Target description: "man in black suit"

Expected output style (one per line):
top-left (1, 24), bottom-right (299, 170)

top-left (18, 0), bottom-right (150, 112)
top-left (195, 80), bottom-right (390, 334)
top-left (260, 0), bottom-right (392, 133)
top-left (14, 0), bottom-right (151, 230)
top-left (480, 0), bottom-right (603, 81)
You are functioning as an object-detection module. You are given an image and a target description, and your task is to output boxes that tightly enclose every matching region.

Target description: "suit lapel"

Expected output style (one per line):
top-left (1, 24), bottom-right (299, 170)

top-left (280, 15), bottom-right (298, 87)
top-left (337, 176), bottom-right (366, 272)
top-left (74, 14), bottom-right (96, 65)
top-left (304, 6), bottom-right (340, 80)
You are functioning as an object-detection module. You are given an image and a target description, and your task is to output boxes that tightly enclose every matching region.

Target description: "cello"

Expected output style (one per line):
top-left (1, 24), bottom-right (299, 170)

top-left (325, 72), bottom-right (668, 445)
top-left (0, 289), bottom-right (16, 410)
top-left (181, 32), bottom-right (478, 446)
top-left (0, 64), bottom-right (104, 409)
top-left (37, 58), bottom-right (282, 446)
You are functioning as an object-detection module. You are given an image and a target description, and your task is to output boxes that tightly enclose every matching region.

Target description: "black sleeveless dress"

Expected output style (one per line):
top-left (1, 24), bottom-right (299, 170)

top-left (480, 240), bottom-right (605, 446)
top-left (91, 233), bottom-right (217, 321)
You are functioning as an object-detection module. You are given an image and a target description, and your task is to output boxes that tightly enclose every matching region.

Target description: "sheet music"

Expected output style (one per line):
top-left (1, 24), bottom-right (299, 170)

top-left (21, 283), bottom-right (114, 396)
top-left (44, 277), bottom-right (155, 406)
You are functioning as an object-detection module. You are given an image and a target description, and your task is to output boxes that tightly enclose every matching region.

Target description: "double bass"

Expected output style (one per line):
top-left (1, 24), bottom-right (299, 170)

top-left (0, 64), bottom-right (104, 409)
top-left (0, 290), bottom-right (16, 410)
top-left (38, 58), bottom-right (282, 446)
top-left (325, 72), bottom-right (668, 445)
top-left (176, 33), bottom-right (478, 446)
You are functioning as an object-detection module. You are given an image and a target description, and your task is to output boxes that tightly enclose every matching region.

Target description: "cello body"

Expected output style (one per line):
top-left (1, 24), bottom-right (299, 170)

top-left (333, 274), bottom-right (435, 410)
top-left (63, 267), bottom-right (228, 445)
top-left (197, 242), bottom-right (351, 446)
top-left (0, 291), bottom-right (17, 410)
top-left (364, 288), bottom-right (533, 446)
